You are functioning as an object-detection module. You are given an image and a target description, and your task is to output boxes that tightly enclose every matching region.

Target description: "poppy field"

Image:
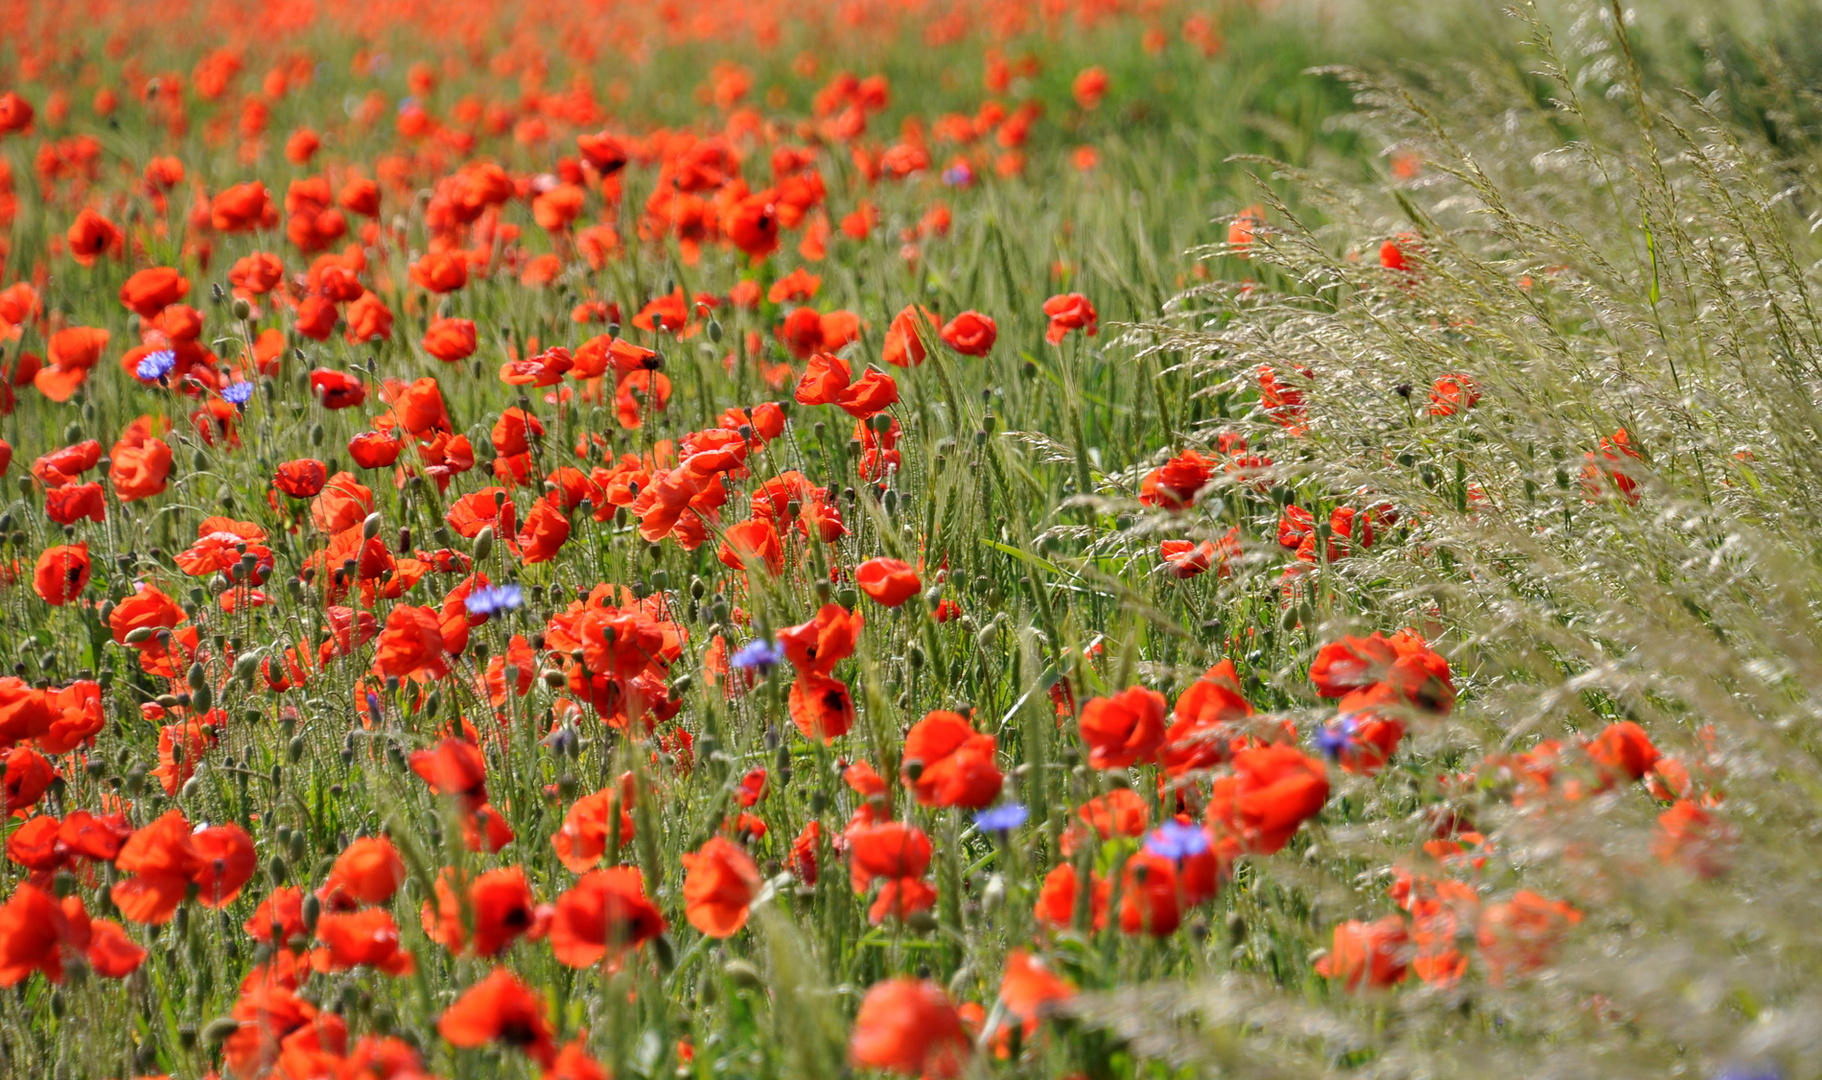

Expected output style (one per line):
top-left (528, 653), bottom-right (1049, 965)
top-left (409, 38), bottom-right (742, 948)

top-left (5, 0), bottom-right (1822, 1077)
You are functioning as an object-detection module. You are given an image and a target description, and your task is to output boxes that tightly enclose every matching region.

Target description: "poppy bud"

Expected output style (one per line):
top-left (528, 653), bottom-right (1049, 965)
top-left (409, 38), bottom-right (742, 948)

top-left (125, 626), bottom-right (155, 645)
top-left (187, 662), bottom-right (208, 691)
top-left (268, 855), bottom-right (289, 885)
top-left (202, 1017), bottom-right (240, 1050)
top-left (473, 526), bottom-right (494, 560)
top-left (541, 668), bottom-right (566, 688)
top-left (232, 298), bottom-right (252, 320)
top-left (723, 958), bottom-right (763, 989)
top-left (288, 735), bottom-right (305, 762)
top-left (302, 891), bottom-right (322, 933)
top-left (191, 683), bottom-right (213, 716)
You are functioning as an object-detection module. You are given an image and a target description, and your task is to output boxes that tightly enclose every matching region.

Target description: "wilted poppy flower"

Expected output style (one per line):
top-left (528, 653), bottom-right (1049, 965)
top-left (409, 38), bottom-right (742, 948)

top-left (681, 836), bottom-right (761, 937)
top-left (849, 978), bottom-right (971, 1079)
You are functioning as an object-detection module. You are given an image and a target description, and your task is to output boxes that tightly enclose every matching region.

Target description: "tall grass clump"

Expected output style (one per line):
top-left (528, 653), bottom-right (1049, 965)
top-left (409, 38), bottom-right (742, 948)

top-left (1087, 1), bottom-right (1822, 1075)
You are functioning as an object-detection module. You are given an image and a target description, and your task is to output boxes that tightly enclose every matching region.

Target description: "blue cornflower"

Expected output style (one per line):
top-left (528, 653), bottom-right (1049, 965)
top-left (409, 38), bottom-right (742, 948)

top-left (1145, 819), bottom-right (1210, 860)
top-left (973, 803), bottom-right (1029, 833)
top-left (222, 381), bottom-right (255, 409)
top-left (466, 584), bottom-right (524, 617)
top-left (730, 638), bottom-right (785, 671)
top-left (136, 349), bottom-right (177, 382)
top-left (1716, 1070), bottom-right (1781, 1080)
top-left (942, 162), bottom-right (974, 187)
top-left (1315, 716), bottom-right (1359, 760)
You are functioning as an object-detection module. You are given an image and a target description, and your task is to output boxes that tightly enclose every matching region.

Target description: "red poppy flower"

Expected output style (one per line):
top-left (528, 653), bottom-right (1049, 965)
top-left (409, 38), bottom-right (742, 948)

top-left (45, 482), bottom-right (105, 524)
top-left (849, 978), bottom-right (971, 1080)
top-left (422, 317), bottom-right (478, 362)
top-left (311, 908), bottom-right (414, 975)
top-left (423, 866), bottom-right (539, 957)
top-left (846, 822), bottom-right (932, 891)
top-left (1078, 686), bottom-right (1168, 769)
top-left (1204, 743), bottom-right (1330, 854)
top-left (32, 543), bottom-right (89, 605)
top-left (1315, 916), bottom-right (1410, 989)
top-left (1041, 293), bottom-right (1097, 344)
top-left (552, 782), bottom-right (637, 873)
top-left (1476, 891), bottom-right (1580, 985)
top-left (854, 558), bottom-right (920, 607)
top-left (438, 968), bottom-right (557, 1067)
top-left (310, 368), bottom-right (367, 410)
top-left (1034, 864), bottom-right (1109, 931)
top-left (938, 310), bottom-right (996, 356)
top-left (324, 837), bottom-right (407, 906)
top-left (550, 867), bottom-right (666, 967)
top-left (778, 603), bottom-right (863, 676)
top-left (882, 305), bottom-right (935, 368)
top-left (681, 836), bottom-right (761, 937)
top-left (788, 673), bottom-right (855, 742)
top-left (901, 711), bottom-right (1002, 809)
top-left (410, 250), bottom-right (468, 293)
top-left (119, 267), bottom-right (190, 318)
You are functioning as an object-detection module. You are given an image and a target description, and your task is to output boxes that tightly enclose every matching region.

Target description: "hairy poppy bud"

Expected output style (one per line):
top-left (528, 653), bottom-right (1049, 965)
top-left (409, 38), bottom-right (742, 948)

top-left (473, 526), bottom-right (494, 561)
top-left (723, 958), bottom-right (763, 989)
